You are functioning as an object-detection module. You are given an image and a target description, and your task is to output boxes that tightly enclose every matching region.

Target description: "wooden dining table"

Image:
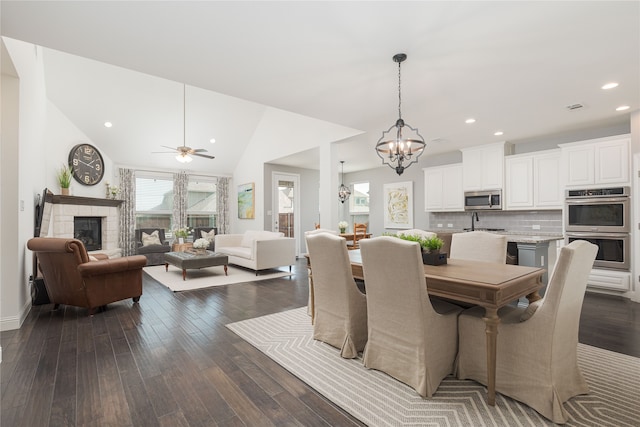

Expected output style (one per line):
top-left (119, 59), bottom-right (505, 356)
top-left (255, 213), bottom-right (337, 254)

top-left (347, 249), bottom-right (545, 406)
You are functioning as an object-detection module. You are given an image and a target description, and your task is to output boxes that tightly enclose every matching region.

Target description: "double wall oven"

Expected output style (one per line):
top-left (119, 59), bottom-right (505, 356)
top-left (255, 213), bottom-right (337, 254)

top-left (565, 186), bottom-right (630, 270)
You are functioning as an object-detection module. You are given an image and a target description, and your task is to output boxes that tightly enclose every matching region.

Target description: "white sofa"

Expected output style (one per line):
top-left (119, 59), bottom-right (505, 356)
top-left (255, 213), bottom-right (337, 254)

top-left (214, 230), bottom-right (296, 275)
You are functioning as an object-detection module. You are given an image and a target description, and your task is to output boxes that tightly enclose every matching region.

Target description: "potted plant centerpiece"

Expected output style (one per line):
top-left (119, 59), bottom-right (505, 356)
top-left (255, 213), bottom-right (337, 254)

top-left (393, 233), bottom-right (447, 265)
top-left (421, 235), bottom-right (447, 265)
top-left (338, 221), bottom-right (348, 234)
top-left (57, 164), bottom-right (73, 195)
top-left (193, 238), bottom-right (210, 254)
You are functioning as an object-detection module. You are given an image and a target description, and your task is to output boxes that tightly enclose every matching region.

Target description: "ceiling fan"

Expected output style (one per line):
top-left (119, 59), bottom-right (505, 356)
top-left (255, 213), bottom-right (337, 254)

top-left (153, 84), bottom-right (215, 163)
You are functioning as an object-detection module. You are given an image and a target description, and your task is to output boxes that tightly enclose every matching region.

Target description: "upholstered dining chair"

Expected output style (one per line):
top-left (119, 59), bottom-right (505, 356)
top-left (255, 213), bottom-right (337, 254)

top-left (455, 240), bottom-right (598, 424)
top-left (304, 228), bottom-right (340, 322)
top-left (305, 232), bottom-right (367, 358)
top-left (359, 236), bottom-right (463, 397)
top-left (348, 223), bottom-right (368, 249)
top-left (449, 230), bottom-right (507, 263)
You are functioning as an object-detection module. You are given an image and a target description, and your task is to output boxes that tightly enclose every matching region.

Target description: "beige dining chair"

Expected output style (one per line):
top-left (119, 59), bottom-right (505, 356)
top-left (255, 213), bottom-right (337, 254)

top-left (304, 228), bottom-right (340, 323)
top-left (305, 232), bottom-right (367, 358)
top-left (455, 239), bottom-right (598, 424)
top-left (449, 230), bottom-right (507, 263)
top-left (359, 236), bottom-right (462, 397)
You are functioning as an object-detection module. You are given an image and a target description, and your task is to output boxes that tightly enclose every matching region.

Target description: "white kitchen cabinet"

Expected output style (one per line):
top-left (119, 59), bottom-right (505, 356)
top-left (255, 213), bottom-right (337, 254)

top-left (560, 136), bottom-right (630, 187)
top-left (423, 164), bottom-right (463, 212)
top-left (461, 142), bottom-right (511, 191)
top-left (505, 149), bottom-right (562, 210)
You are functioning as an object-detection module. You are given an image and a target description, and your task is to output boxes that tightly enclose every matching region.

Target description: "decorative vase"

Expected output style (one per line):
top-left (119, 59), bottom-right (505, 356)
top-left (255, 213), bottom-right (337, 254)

top-left (60, 188), bottom-right (69, 196)
top-left (339, 228), bottom-right (346, 234)
top-left (422, 250), bottom-right (447, 266)
top-left (178, 237), bottom-right (184, 244)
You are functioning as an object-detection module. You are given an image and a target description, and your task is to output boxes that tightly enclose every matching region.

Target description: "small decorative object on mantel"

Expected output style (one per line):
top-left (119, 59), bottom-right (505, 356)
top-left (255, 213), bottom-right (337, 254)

top-left (104, 182), bottom-right (120, 199)
top-left (338, 221), bottom-right (348, 234)
top-left (193, 238), bottom-right (210, 254)
top-left (57, 164), bottom-right (73, 195)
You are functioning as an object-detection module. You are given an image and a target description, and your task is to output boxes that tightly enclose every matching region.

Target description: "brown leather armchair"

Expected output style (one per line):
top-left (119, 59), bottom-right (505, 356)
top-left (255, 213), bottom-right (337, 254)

top-left (27, 237), bottom-right (147, 315)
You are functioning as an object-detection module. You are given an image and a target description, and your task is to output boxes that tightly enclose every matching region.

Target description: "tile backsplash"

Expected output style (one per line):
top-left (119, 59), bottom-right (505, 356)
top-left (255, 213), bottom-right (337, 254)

top-left (429, 210), bottom-right (563, 234)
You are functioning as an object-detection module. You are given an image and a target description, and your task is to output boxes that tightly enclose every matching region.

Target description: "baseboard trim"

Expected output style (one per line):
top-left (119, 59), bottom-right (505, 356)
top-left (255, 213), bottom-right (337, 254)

top-left (0, 299), bottom-right (32, 331)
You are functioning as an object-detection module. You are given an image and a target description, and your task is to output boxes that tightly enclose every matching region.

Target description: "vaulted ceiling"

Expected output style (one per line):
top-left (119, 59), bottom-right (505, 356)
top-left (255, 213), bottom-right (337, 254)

top-left (2, 1), bottom-right (639, 174)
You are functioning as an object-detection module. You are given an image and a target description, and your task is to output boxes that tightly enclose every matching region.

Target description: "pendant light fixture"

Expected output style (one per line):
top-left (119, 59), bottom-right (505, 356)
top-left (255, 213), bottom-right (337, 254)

top-left (375, 53), bottom-right (426, 176)
top-left (338, 160), bottom-right (351, 204)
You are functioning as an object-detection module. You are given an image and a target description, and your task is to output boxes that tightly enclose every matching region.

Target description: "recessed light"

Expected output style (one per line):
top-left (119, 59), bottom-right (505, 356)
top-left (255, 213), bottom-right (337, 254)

top-left (494, 131), bottom-right (504, 136)
top-left (602, 82), bottom-right (619, 90)
top-left (616, 105), bottom-right (630, 111)
top-left (104, 122), bottom-right (113, 128)
top-left (465, 118), bottom-right (476, 124)
top-left (210, 138), bottom-right (216, 144)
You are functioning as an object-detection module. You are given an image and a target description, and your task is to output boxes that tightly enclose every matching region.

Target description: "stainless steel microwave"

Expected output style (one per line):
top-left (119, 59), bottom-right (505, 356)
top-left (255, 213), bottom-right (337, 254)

top-left (464, 190), bottom-right (502, 211)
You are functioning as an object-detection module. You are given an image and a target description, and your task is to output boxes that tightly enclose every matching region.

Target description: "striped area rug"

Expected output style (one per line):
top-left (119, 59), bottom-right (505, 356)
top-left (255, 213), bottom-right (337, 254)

top-left (227, 307), bottom-right (640, 427)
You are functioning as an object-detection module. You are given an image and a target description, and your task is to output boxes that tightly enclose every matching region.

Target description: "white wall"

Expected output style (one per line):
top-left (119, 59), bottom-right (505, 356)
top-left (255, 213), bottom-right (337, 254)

top-left (1, 38), bottom-right (47, 330)
top-left (232, 107), bottom-right (360, 234)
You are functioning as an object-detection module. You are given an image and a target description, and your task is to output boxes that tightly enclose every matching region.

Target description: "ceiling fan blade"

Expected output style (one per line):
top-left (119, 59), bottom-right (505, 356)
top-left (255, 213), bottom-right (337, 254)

top-left (152, 151), bottom-right (177, 154)
top-left (192, 148), bottom-right (208, 153)
top-left (192, 153), bottom-right (215, 159)
top-left (160, 145), bottom-right (179, 151)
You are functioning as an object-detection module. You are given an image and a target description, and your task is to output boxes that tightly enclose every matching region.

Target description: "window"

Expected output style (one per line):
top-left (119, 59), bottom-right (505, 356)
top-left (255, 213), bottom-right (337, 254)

top-left (186, 180), bottom-right (217, 229)
top-left (349, 181), bottom-right (369, 225)
top-left (135, 176), bottom-right (173, 231)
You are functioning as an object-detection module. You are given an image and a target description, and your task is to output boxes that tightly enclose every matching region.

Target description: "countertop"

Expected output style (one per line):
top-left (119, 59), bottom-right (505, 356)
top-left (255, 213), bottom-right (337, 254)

top-left (428, 229), bottom-right (564, 244)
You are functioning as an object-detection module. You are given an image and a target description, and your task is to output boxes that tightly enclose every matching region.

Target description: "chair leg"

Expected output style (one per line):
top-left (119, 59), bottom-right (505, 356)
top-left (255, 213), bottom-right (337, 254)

top-left (133, 296), bottom-right (140, 303)
top-left (52, 304), bottom-right (60, 310)
top-left (88, 307), bottom-right (97, 316)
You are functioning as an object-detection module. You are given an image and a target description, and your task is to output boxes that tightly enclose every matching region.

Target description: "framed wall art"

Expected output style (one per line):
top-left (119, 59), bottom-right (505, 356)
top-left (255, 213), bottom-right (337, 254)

top-left (238, 182), bottom-right (255, 219)
top-left (383, 181), bottom-right (413, 229)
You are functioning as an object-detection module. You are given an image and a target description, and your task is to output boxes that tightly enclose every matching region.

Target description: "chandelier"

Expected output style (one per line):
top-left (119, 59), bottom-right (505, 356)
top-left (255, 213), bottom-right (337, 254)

top-left (338, 161), bottom-right (351, 203)
top-left (375, 53), bottom-right (426, 176)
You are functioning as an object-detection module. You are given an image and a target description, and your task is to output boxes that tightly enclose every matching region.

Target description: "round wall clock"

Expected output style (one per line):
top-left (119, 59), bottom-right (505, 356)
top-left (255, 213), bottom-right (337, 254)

top-left (68, 143), bottom-right (105, 186)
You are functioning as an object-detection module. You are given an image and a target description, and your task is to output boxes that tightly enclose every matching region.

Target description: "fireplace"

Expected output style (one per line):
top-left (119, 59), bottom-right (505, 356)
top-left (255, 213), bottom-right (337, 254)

top-left (74, 217), bottom-right (102, 251)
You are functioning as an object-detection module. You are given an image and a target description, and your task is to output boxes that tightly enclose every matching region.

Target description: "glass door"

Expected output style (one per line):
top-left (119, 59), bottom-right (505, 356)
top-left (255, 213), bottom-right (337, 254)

top-left (273, 172), bottom-right (300, 256)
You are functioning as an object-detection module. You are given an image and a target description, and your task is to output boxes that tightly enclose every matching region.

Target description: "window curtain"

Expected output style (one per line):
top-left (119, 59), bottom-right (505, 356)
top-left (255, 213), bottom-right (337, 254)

top-left (217, 177), bottom-right (230, 234)
top-left (173, 171), bottom-right (189, 231)
top-left (118, 168), bottom-right (136, 256)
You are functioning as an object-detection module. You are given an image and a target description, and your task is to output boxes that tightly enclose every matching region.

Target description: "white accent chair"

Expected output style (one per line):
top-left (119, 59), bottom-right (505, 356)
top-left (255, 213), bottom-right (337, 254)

top-left (214, 230), bottom-right (295, 275)
top-left (455, 240), bottom-right (598, 423)
top-left (306, 232), bottom-right (367, 358)
top-left (359, 236), bottom-right (462, 397)
top-left (450, 230), bottom-right (507, 264)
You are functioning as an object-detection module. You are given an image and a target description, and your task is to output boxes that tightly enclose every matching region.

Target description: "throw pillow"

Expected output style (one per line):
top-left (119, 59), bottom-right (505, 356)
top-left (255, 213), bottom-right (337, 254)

top-left (201, 229), bottom-right (216, 242)
top-left (520, 299), bottom-right (542, 322)
top-left (141, 230), bottom-right (161, 246)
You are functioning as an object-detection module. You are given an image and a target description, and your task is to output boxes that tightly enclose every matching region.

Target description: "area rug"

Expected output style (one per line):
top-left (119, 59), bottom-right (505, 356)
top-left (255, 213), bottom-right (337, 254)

top-left (144, 264), bottom-right (292, 292)
top-left (227, 307), bottom-right (640, 427)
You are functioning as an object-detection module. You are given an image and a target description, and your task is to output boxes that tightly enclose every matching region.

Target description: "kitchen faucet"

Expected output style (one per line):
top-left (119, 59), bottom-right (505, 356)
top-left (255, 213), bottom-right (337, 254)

top-left (471, 212), bottom-right (479, 231)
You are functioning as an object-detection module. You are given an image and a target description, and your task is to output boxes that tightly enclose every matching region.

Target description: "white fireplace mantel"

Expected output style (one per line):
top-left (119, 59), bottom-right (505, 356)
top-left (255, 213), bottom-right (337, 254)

top-left (42, 194), bottom-right (123, 257)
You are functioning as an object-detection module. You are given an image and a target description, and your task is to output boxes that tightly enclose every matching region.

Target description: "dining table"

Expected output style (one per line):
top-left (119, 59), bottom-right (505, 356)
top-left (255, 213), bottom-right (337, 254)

top-left (347, 249), bottom-right (545, 406)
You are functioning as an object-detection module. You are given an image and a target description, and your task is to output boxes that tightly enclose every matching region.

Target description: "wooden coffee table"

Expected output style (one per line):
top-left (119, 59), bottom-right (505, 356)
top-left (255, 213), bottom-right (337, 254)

top-left (164, 250), bottom-right (228, 281)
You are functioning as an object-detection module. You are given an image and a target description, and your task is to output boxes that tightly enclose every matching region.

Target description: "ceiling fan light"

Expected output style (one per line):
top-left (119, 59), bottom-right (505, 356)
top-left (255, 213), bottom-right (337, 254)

top-left (176, 153), bottom-right (192, 163)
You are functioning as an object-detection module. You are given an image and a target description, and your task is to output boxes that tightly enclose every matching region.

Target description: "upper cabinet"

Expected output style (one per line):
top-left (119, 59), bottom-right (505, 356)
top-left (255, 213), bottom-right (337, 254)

top-left (461, 142), bottom-right (512, 191)
top-left (424, 164), bottom-right (464, 212)
top-left (560, 136), bottom-right (630, 187)
top-left (505, 149), bottom-right (562, 210)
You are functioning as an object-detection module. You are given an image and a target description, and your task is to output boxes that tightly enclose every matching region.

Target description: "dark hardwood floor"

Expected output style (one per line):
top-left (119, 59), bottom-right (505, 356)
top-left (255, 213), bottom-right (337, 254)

top-left (1, 258), bottom-right (638, 426)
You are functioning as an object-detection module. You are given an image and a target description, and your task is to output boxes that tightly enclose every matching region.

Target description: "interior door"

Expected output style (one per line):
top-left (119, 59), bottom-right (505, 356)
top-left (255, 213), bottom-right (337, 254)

top-left (272, 172), bottom-right (300, 256)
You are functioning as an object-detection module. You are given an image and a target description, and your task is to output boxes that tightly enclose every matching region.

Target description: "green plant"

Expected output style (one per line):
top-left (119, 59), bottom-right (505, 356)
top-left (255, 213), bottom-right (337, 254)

top-left (423, 236), bottom-right (444, 252)
top-left (173, 227), bottom-right (192, 238)
top-left (392, 233), bottom-right (444, 252)
top-left (57, 164), bottom-right (73, 188)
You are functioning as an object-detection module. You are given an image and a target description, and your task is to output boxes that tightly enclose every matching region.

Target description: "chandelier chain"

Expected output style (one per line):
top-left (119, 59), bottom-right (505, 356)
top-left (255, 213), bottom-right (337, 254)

top-left (397, 60), bottom-right (402, 120)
